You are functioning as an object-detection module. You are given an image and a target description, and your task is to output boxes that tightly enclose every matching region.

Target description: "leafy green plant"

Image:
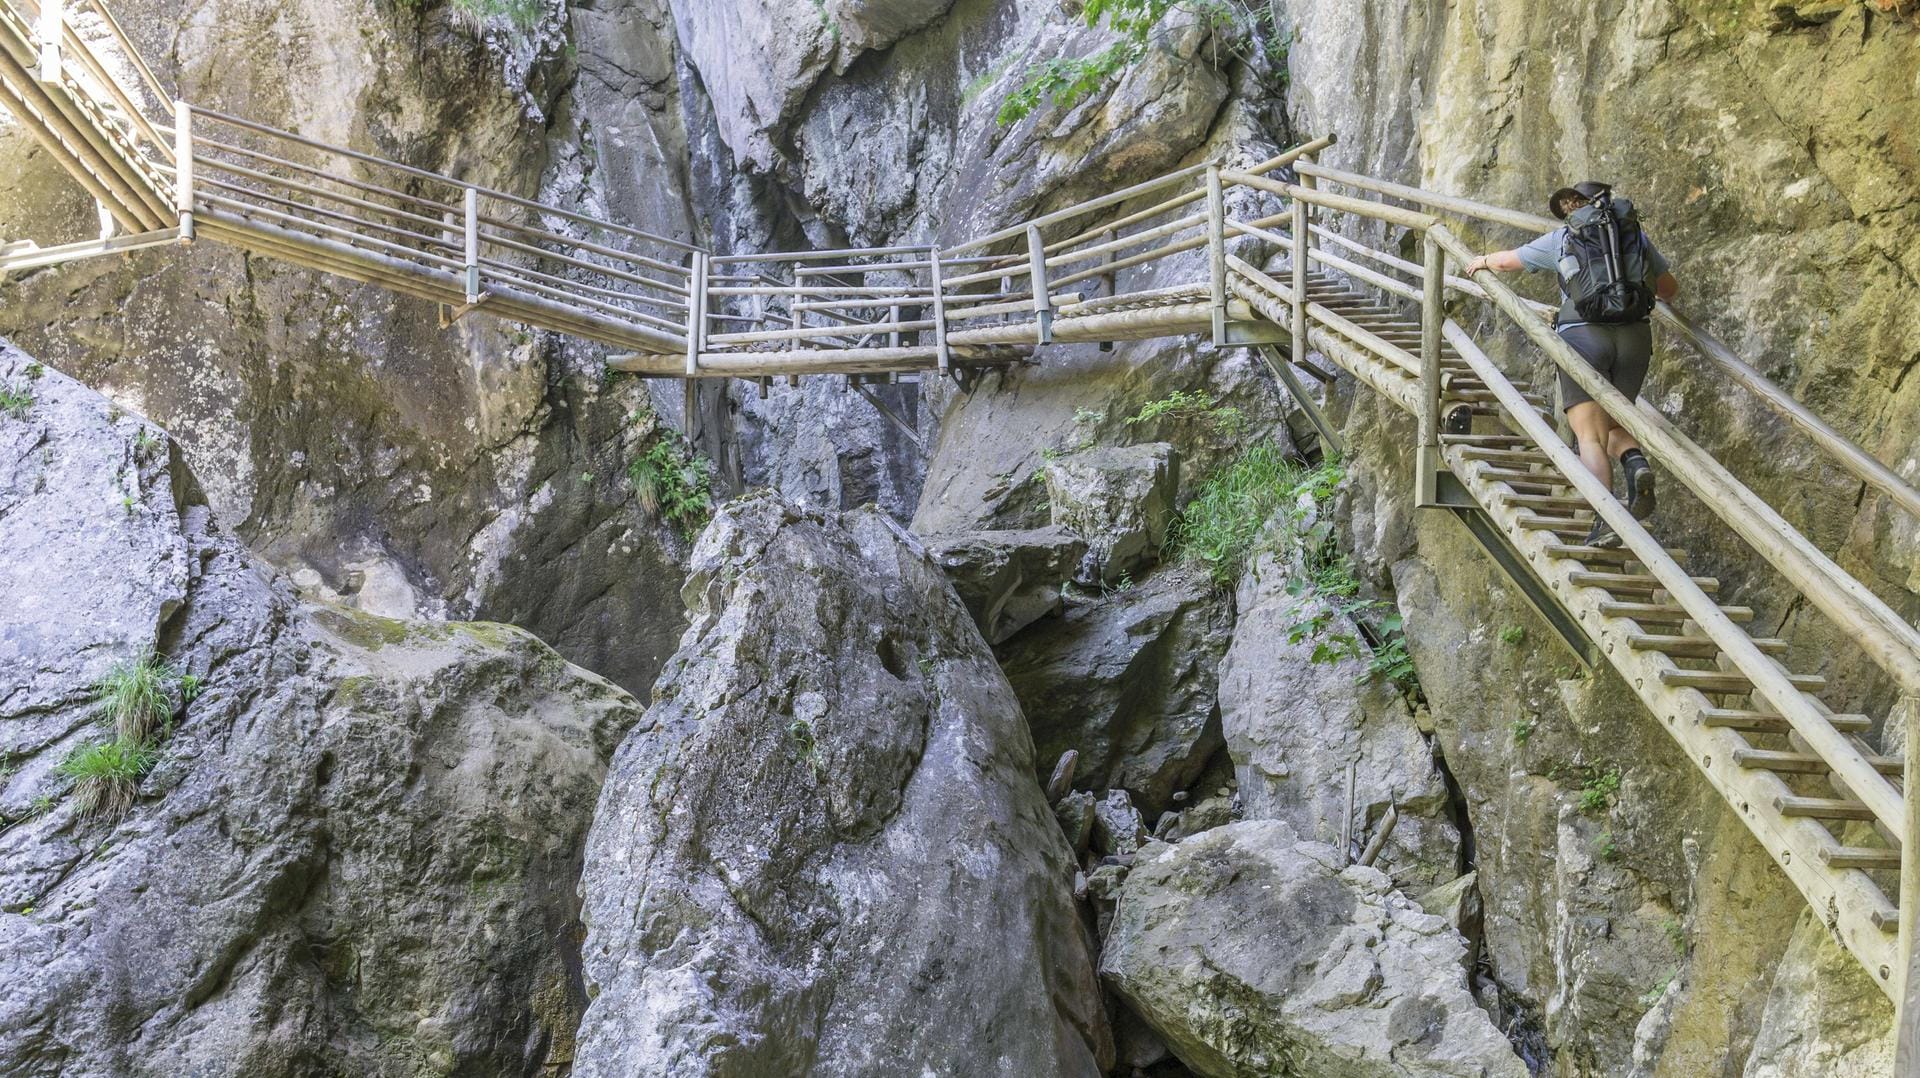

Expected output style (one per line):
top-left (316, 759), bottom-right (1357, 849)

top-left (58, 738), bottom-right (155, 819)
top-left (786, 718), bottom-right (824, 781)
top-left (1509, 716), bottom-right (1536, 745)
top-left (0, 385), bottom-right (32, 418)
top-left (1166, 441), bottom-right (1313, 585)
top-left (23, 361), bottom-right (44, 380)
top-left (1598, 830), bottom-right (1620, 862)
top-left (1124, 389), bottom-right (1246, 436)
top-left (997, 0), bottom-right (1290, 124)
top-left (94, 650), bottom-right (179, 743)
top-left (1578, 767), bottom-right (1622, 815)
top-left (1498, 624), bottom-right (1526, 646)
top-left (132, 427), bottom-right (162, 461)
top-left (628, 436), bottom-right (714, 541)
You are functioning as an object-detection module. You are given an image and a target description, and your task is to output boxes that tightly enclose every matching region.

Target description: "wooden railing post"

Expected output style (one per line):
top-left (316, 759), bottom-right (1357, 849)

top-left (462, 187), bottom-right (480, 305)
top-left (1205, 164), bottom-right (1227, 345)
top-left (1901, 695), bottom-right (1920, 1026)
top-left (1416, 229), bottom-right (1443, 506)
top-left (1289, 183), bottom-right (1308, 373)
top-left (38, 0), bottom-right (61, 82)
top-left (927, 244), bottom-right (950, 377)
top-left (172, 100), bottom-right (193, 242)
top-left (684, 250), bottom-right (707, 378)
top-left (1025, 224), bottom-right (1052, 345)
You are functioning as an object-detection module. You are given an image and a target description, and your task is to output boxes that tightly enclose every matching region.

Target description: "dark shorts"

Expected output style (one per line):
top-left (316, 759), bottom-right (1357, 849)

top-left (1556, 322), bottom-right (1652, 412)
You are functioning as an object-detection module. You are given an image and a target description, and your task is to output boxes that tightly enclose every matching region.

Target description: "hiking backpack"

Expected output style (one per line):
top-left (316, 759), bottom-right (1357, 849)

top-left (1558, 192), bottom-right (1656, 324)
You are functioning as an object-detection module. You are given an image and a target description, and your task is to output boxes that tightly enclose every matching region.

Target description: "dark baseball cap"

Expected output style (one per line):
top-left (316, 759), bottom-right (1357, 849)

top-left (1549, 181), bottom-right (1613, 219)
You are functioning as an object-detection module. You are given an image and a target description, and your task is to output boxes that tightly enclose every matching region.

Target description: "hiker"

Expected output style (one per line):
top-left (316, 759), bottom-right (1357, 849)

top-left (1461, 181), bottom-right (1679, 549)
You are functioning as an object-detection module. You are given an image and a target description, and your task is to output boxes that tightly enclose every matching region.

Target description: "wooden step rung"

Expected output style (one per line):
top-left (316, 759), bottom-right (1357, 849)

top-left (1660, 668), bottom-right (1825, 693)
top-left (1479, 466), bottom-right (1569, 485)
top-left (1442, 434), bottom-right (1533, 447)
top-left (1775, 795), bottom-right (1878, 821)
top-left (1818, 845), bottom-right (1901, 871)
top-left (1514, 514), bottom-right (1592, 537)
top-left (1458, 448), bottom-right (1553, 464)
top-left (1703, 708), bottom-right (1870, 733)
top-left (1598, 601), bottom-right (1755, 624)
top-left (1500, 492), bottom-right (1592, 512)
top-left (1544, 543), bottom-right (1686, 565)
top-left (1571, 571), bottom-right (1719, 595)
top-left (1629, 634), bottom-right (1785, 658)
top-left (1733, 747), bottom-right (1902, 776)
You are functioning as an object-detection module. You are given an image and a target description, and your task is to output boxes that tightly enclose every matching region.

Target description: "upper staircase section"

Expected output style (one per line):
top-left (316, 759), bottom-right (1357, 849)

top-left (5, 0), bottom-right (1920, 1021)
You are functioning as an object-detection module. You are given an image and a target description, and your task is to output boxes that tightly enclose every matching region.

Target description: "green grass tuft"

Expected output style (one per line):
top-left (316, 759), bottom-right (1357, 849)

top-left (1166, 441), bottom-right (1323, 586)
top-left (628, 437), bottom-right (714, 541)
top-left (1498, 624), bottom-right (1526, 646)
top-left (0, 385), bottom-right (32, 418)
top-left (58, 738), bottom-right (155, 820)
top-left (94, 650), bottom-right (179, 744)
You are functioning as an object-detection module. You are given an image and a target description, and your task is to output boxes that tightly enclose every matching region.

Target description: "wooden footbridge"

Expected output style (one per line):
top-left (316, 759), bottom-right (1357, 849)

top-left (8, 0), bottom-right (1920, 1036)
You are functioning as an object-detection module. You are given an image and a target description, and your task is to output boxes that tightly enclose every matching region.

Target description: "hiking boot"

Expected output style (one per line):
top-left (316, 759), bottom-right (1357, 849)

top-left (1586, 516), bottom-right (1623, 550)
top-left (1624, 455), bottom-right (1656, 521)
top-left (1443, 405), bottom-right (1473, 437)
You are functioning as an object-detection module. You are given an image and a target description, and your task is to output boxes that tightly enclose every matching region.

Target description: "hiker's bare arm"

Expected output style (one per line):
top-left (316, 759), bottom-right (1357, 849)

top-left (1655, 272), bottom-right (1678, 301)
top-left (1463, 251), bottom-right (1524, 274)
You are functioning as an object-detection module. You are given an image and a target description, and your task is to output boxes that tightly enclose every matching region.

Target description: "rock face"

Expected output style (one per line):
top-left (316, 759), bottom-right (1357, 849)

top-left (0, 347), bottom-right (643, 1076)
top-left (1044, 442), bottom-right (1179, 584)
top-left (1102, 821), bottom-right (1529, 1078)
top-left (998, 563), bottom-right (1232, 816)
top-left (573, 493), bottom-right (1111, 1076)
top-left (926, 525), bottom-right (1087, 645)
top-left (1220, 545), bottom-right (1461, 891)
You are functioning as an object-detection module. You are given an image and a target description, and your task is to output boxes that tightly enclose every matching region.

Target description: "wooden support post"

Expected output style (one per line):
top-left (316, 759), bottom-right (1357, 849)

top-left (683, 379), bottom-right (698, 443)
top-left (888, 301), bottom-right (901, 349)
top-left (38, 0), bottom-right (60, 83)
top-left (1416, 230), bottom-right (1444, 507)
top-left (1025, 224), bottom-right (1052, 345)
top-left (1289, 186), bottom-right (1308, 374)
top-left (462, 187), bottom-right (480, 305)
top-left (927, 245), bottom-right (951, 377)
top-left (1205, 165), bottom-right (1228, 346)
top-left (172, 100), bottom-right (193, 242)
top-left (685, 250), bottom-right (707, 378)
top-left (1900, 695), bottom-right (1920, 1033)
top-left (788, 269), bottom-right (803, 354)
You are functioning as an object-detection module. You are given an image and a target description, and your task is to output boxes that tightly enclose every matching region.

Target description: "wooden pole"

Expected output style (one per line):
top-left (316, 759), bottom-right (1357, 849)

top-left (1900, 695), bottom-right (1920, 1025)
top-left (172, 99), bottom-right (193, 242)
top-left (1417, 231), bottom-right (1443, 506)
top-left (927, 244), bottom-right (951, 377)
top-left (1290, 188), bottom-right (1308, 374)
top-left (462, 186), bottom-right (479, 305)
top-left (38, 0), bottom-right (61, 83)
top-left (684, 250), bottom-right (706, 378)
top-left (1025, 224), bottom-right (1052, 345)
top-left (1206, 165), bottom-right (1227, 345)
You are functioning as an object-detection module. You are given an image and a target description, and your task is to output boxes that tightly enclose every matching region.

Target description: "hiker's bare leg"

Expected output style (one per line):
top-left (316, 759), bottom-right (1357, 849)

top-left (1605, 425), bottom-right (1641, 459)
top-left (1566, 401), bottom-right (1619, 489)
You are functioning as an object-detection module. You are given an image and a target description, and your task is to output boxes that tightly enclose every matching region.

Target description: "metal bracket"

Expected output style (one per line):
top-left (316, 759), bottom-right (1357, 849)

top-left (1255, 343), bottom-right (1343, 457)
top-left (1431, 470), bottom-right (1598, 670)
top-left (436, 292), bottom-right (490, 328)
top-left (1414, 442), bottom-right (1442, 508)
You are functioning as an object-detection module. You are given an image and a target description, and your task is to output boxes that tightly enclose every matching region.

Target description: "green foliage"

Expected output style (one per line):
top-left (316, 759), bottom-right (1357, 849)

top-left (1165, 441), bottom-right (1313, 586)
top-left (132, 427), bottom-right (161, 460)
top-left (627, 436), bottom-right (714, 541)
top-left (1509, 716), bottom-right (1536, 745)
top-left (1598, 830), bottom-right (1620, 862)
top-left (58, 738), bottom-right (155, 819)
top-left (0, 385), bottom-right (32, 418)
top-left (1578, 766), bottom-right (1622, 815)
top-left (1498, 624), bottom-right (1526, 646)
top-left (786, 718), bottom-right (824, 781)
top-left (996, 0), bottom-right (1290, 124)
top-left (94, 650), bottom-right (180, 744)
top-left (23, 362), bottom-right (44, 380)
top-left (1124, 389), bottom-right (1246, 436)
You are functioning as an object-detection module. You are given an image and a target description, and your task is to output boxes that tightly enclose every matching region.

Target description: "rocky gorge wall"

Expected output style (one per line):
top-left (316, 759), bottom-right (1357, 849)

top-left (1, 0), bottom-right (1917, 1074)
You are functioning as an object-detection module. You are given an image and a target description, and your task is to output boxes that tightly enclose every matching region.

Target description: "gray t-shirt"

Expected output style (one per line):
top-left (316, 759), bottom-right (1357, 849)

top-left (1516, 227), bottom-right (1670, 326)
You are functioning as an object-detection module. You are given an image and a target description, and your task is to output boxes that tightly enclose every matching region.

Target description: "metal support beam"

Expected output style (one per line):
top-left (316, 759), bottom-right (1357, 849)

top-left (1025, 224), bottom-right (1052, 345)
top-left (852, 382), bottom-right (924, 451)
top-left (0, 227), bottom-right (180, 274)
top-left (1205, 165), bottom-right (1227, 345)
top-left (1255, 343), bottom-right (1343, 458)
top-left (1433, 471), bottom-right (1598, 670)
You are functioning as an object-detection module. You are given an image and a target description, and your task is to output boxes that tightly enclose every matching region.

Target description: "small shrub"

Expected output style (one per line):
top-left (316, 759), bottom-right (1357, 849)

top-left (1598, 830), bottom-right (1620, 862)
top-left (1124, 389), bottom-right (1246, 436)
top-left (1498, 624), bottom-right (1526, 646)
top-left (59, 739), bottom-right (155, 819)
top-left (627, 437), bottom-right (714, 541)
top-left (1578, 767), bottom-right (1622, 815)
top-left (1510, 716), bottom-right (1536, 745)
top-left (1166, 441), bottom-right (1313, 586)
top-left (0, 385), bottom-right (31, 418)
top-left (94, 650), bottom-right (178, 743)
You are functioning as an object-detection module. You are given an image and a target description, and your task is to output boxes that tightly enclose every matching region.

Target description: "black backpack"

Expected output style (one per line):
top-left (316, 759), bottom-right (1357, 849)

top-left (1559, 193), bottom-right (1655, 324)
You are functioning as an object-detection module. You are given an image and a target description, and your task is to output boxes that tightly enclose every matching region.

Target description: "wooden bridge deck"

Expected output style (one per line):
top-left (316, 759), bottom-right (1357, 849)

top-left (6, 0), bottom-right (1920, 1022)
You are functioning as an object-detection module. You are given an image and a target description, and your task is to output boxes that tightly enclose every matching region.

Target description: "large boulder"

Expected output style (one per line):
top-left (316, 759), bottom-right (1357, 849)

top-left (0, 348), bottom-right (642, 1076)
top-left (1219, 547), bottom-right (1461, 891)
top-left (1043, 442), bottom-right (1179, 585)
top-left (1101, 821), bottom-right (1529, 1078)
top-left (998, 563), bottom-right (1232, 816)
top-left (925, 525), bottom-right (1086, 644)
top-left (573, 493), bottom-right (1111, 1076)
